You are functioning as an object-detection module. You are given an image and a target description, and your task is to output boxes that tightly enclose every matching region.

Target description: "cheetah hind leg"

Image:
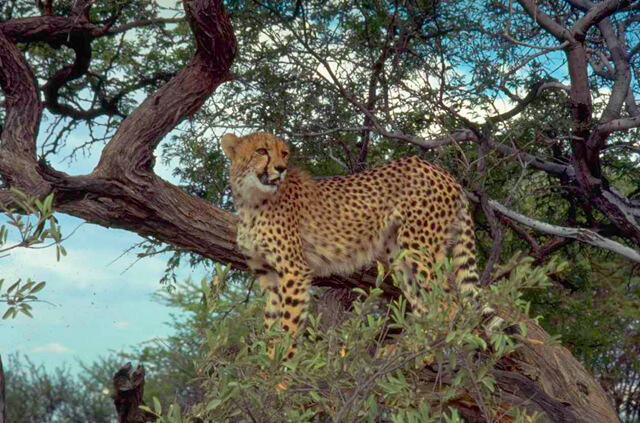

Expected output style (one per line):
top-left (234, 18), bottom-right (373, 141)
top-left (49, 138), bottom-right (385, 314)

top-left (392, 225), bottom-right (450, 317)
top-left (261, 285), bottom-right (298, 362)
top-left (373, 236), bottom-right (440, 362)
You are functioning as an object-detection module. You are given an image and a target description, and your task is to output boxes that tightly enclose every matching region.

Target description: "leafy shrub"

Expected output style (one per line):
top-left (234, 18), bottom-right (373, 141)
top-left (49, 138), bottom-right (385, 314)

top-left (146, 256), bottom-right (565, 423)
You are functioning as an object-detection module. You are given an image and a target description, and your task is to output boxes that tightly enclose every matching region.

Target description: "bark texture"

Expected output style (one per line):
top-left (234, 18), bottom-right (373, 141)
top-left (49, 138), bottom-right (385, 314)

top-left (490, 314), bottom-right (620, 423)
top-left (113, 363), bottom-right (158, 423)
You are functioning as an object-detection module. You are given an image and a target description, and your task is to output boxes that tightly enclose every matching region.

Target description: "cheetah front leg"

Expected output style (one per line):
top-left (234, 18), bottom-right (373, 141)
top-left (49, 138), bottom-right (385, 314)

top-left (248, 259), bottom-right (280, 331)
top-left (276, 265), bottom-right (313, 334)
top-left (270, 261), bottom-right (313, 360)
top-left (251, 257), bottom-right (313, 360)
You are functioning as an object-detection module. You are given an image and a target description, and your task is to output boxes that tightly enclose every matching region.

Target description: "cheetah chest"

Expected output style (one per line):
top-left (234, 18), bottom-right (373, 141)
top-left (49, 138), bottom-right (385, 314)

top-left (237, 212), bottom-right (262, 258)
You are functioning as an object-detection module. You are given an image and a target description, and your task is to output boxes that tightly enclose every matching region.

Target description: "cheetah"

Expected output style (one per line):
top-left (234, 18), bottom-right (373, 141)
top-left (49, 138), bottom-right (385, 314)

top-left (222, 132), bottom-right (479, 358)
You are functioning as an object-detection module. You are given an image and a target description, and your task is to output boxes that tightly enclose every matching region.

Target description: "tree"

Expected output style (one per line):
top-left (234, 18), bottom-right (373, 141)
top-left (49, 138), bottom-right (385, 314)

top-left (4, 353), bottom-right (117, 423)
top-left (1, 0), bottom-right (638, 421)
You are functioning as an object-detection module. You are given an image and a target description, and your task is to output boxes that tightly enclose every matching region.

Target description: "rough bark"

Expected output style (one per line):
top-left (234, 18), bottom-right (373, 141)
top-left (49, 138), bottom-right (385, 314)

top-left (490, 312), bottom-right (620, 423)
top-left (113, 363), bottom-right (158, 423)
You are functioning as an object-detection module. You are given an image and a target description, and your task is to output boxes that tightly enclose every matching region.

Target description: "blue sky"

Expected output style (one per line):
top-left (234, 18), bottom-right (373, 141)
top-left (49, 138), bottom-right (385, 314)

top-left (1, 120), bottom-right (209, 372)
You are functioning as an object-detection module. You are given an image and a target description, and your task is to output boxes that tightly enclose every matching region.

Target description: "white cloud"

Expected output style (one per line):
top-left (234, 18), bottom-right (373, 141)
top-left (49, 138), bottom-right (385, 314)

top-left (113, 320), bottom-right (130, 329)
top-left (31, 342), bottom-right (73, 354)
top-left (1, 229), bottom-right (174, 291)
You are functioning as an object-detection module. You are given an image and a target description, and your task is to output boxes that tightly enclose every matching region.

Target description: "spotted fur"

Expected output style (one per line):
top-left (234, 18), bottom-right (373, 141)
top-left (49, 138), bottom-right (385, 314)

top-left (222, 132), bottom-right (479, 359)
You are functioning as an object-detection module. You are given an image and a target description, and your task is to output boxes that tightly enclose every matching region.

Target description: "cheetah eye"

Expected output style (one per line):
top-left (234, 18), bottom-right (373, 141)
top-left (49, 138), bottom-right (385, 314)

top-left (256, 148), bottom-right (268, 156)
top-left (282, 151), bottom-right (289, 158)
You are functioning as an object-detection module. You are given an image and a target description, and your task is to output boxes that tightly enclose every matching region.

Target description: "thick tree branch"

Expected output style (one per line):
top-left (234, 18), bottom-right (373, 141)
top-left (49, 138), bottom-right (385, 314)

top-left (598, 114), bottom-right (640, 132)
top-left (43, 36), bottom-right (93, 118)
top-left (467, 192), bottom-right (640, 263)
top-left (0, 27), bottom-right (48, 198)
top-left (594, 19), bottom-right (632, 128)
top-left (625, 90), bottom-right (639, 116)
top-left (96, 0), bottom-right (236, 175)
top-left (572, 0), bottom-right (635, 37)
top-left (0, 16), bottom-right (184, 45)
top-left (515, 0), bottom-right (571, 41)
top-left (0, 31), bottom-right (41, 158)
top-left (491, 311), bottom-right (620, 423)
top-left (0, 17), bottom-right (99, 45)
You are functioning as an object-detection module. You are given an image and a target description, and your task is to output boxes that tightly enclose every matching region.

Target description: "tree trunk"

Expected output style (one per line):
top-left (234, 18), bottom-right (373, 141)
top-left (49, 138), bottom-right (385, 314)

top-left (488, 316), bottom-right (619, 423)
top-left (113, 363), bottom-right (158, 423)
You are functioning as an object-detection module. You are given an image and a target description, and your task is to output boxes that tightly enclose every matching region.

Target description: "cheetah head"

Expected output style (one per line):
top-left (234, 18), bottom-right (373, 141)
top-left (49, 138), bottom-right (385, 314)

top-left (221, 132), bottom-right (290, 202)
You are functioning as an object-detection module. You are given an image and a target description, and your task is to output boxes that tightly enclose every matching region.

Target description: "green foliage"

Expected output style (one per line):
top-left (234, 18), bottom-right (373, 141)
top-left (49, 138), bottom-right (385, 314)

top-left (5, 353), bottom-right (117, 423)
top-left (119, 265), bottom-right (256, 409)
top-left (0, 278), bottom-right (46, 319)
top-left (0, 190), bottom-right (66, 320)
top-left (145, 256), bottom-right (560, 423)
top-left (0, 189), bottom-right (64, 258)
top-left (524, 252), bottom-right (640, 421)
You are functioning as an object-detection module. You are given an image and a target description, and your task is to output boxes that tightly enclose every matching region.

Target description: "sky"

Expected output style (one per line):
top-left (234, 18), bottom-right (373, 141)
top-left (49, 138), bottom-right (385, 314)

top-left (1, 121), bottom-right (209, 373)
top-left (0, 0), bottom-right (208, 376)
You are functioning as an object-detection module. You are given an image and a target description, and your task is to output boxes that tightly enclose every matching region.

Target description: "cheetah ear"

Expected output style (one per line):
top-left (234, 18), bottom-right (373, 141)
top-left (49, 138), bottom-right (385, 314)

top-left (221, 133), bottom-right (240, 161)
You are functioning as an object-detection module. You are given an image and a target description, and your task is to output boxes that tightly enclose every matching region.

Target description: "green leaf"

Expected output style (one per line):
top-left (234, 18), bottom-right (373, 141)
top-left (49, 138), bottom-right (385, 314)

top-left (153, 397), bottom-right (162, 415)
top-left (43, 193), bottom-right (54, 213)
top-left (2, 307), bottom-right (15, 320)
top-left (206, 399), bottom-right (222, 411)
top-left (31, 281), bottom-right (46, 294)
top-left (480, 376), bottom-right (495, 392)
top-left (7, 280), bottom-right (20, 294)
top-left (445, 331), bottom-right (457, 344)
top-left (138, 405), bottom-right (157, 416)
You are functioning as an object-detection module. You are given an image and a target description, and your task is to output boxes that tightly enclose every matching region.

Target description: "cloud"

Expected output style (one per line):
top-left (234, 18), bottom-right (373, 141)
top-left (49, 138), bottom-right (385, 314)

top-left (1, 228), bottom-right (176, 291)
top-left (31, 342), bottom-right (73, 354)
top-left (113, 320), bottom-right (130, 329)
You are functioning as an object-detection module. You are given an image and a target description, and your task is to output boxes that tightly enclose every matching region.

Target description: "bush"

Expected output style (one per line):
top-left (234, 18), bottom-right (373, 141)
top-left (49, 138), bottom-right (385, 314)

top-left (145, 256), bottom-right (565, 423)
top-left (5, 353), bottom-right (117, 423)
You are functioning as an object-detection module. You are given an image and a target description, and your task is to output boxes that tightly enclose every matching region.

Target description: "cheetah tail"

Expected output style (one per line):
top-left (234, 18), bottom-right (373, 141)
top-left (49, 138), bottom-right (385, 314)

top-left (451, 195), bottom-right (480, 293)
top-left (452, 195), bottom-right (506, 333)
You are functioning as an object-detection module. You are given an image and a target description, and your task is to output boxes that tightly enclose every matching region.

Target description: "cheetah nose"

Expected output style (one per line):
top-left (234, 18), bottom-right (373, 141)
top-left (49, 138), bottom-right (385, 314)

top-left (275, 165), bottom-right (287, 174)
